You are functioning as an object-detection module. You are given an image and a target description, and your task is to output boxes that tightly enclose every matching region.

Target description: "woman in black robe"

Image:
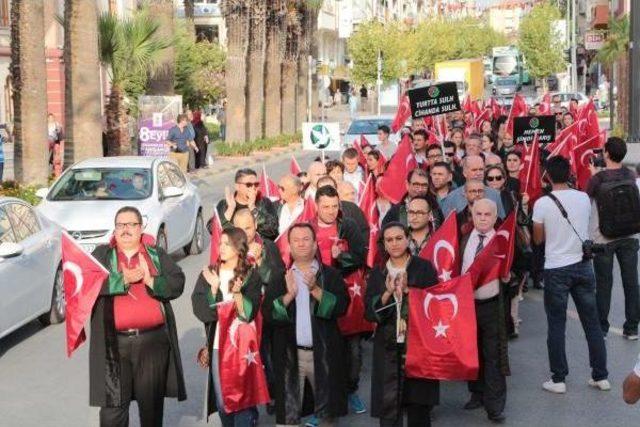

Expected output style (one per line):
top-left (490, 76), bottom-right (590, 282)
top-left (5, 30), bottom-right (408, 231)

top-left (365, 221), bottom-right (440, 427)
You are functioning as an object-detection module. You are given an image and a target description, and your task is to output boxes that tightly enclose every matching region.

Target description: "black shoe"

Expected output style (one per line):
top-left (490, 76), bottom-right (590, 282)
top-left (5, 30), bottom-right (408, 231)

top-left (266, 402), bottom-right (275, 415)
top-left (533, 279), bottom-right (544, 289)
top-left (463, 397), bottom-right (483, 410)
top-left (509, 331), bottom-right (519, 340)
top-left (488, 412), bottom-right (506, 423)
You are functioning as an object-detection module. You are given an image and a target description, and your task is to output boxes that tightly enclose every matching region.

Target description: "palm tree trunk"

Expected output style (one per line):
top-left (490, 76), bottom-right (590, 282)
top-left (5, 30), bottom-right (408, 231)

top-left (281, 59), bottom-right (297, 134)
top-left (105, 85), bottom-right (130, 156)
top-left (222, 1), bottom-right (250, 144)
top-left (297, 5), bottom-right (318, 128)
top-left (184, 0), bottom-right (195, 37)
top-left (64, 0), bottom-right (103, 165)
top-left (10, 0), bottom-right (48, 184)
top-left (246, 1), bottom-right (266, 142)
top-left (616, 54), bottom-right (629, 131)
top-left (263, 0), bottom-right (286, 138)
top-left (146, 0), bottom-right (175, 95)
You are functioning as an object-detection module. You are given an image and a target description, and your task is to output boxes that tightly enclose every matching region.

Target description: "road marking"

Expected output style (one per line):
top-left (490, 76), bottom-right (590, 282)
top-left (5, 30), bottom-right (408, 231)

top-left (526, 291), bottom-right (624, 337)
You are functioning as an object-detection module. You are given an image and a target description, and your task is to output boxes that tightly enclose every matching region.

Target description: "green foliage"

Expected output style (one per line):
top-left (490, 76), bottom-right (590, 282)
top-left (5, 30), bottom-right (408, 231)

top-left (174, 22), bottom-right (226, 108)
top-left (518, 3), bottom-right (566, 80)
top-left (595, 15), bottom-right (629, 65)
top-left (348, 18), bottom-right (507, 85)
top-left (214, 133), bottom-right (301, 157)
top-left (205, 122), bottom-right (221, 141)
top-left (0, 181), bottom-right (41, 205)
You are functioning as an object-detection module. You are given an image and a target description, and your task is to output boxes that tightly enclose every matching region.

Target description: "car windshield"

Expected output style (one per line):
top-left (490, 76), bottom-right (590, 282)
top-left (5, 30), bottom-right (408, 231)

top-left (347, 119), bottom-right (392, 135)
top-left (48, 168), bottom-right (152, 201)
top-left (497, 79), bottom-right (517, 86)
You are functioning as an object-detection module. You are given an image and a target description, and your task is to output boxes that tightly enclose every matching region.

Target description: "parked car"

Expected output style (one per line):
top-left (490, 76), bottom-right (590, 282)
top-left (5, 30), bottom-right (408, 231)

top-left (492, 76), bottom-right (521, 97)
top-left (0, 197), bottom-right (64, 339)
top-left (535, 92), bottom-right (589, 109)
top-left (36, 156), bottom-right (204, 256)
top-left (342, 115), bottom-right (402, 148)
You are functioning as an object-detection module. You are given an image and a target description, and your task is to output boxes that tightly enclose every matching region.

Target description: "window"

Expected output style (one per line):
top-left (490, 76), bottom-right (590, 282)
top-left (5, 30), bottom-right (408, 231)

top-left (0, 207), bottom-right (15, 244)
top-left (195, 25), bottom-right (219, 43)
top-left (157, 163), bottom-right (173, 191)
top-left (6, 203), bottom-right (40, 242)
top-left (164, 163), bottom-right (187, 188)
top-left (48, 168), bottom-right (152, 201)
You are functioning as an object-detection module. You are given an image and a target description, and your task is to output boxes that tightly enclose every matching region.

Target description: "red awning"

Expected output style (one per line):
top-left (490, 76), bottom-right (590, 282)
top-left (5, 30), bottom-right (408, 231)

top-left (592, 4), bottom-right (609, 30)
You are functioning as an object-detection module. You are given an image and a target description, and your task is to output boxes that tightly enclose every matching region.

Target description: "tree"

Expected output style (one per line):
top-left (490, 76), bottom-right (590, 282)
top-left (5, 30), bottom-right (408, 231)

top-left (146, 0), bottom-right (176, 95)
top-left (297, 1), bottom-right (321, 128)
top-left (347, 21), bottom-right (403, 86)
top-left (99, 10), bottom-right (170, 155)
top-left (518, 3), bottom-right (566, 88)
top-left (184, 0), bottom-right (195, 36)
top-left (246, 0), bottom-right (267, 141)
top-left (10, 0), bottom-right (48, 184)
top-left (264, 0), bottom-right (287, 138)
top-left (281, 2), bottom-right (301, 134)
top-left (63, 0), bottom-right (103, 165)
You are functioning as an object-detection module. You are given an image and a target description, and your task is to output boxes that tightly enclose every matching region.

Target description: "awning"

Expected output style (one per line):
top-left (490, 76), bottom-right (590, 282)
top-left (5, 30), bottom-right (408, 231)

top-left (592, 4), bottom-right (609, 30)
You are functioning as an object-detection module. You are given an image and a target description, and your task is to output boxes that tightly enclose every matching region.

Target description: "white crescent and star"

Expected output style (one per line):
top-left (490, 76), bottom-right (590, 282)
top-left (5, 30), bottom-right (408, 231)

top-left (63, 261), bottom-right (84, 298)
top-left (349, 283), bottom-right (362, 297)
top-left (228, 317), bottom-right (257, 349)
top-left (580, 149), bottom-right (594, 166)
top-left (423, 293), bottom-right (459, 321)
top-left (433, 320), bottom-right (450, 338)
top-left (243, 349), bottom-right (258, 365)
top-left (432, 240), bottom-right (456, 274)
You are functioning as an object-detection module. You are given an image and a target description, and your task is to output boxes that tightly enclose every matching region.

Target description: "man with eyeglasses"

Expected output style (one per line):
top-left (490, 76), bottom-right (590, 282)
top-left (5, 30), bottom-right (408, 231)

top-left (90, 206), bottom-right (186, 426)
top-left (407, 196), bottom-right (434, 256)
top-left (214, 168), bottom-right (279, 241)
top-left (457, 180), bottom-right (486, 237)
top-left (443, 140), bottom-right (465, 187)
top-left (425, 144), bottom-right (444, 170)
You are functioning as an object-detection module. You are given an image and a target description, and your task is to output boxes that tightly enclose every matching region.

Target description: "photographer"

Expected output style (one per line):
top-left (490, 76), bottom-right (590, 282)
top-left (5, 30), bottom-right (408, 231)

top-left (532, 156), bottom-right (609, 395)
top-left (586, 137), bottom-right (640, 340)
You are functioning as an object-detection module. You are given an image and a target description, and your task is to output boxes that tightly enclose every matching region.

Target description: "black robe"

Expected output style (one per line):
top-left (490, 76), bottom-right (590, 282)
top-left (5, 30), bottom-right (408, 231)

top-left (255, 238), bottom-right (286, 290)
top-left (191, 267), bottom-right (263, 419)
top-left (339, 200), bottom-right (370, 247)
top-left (212, 195), bottom-right (279, 241)
top-left (89, 245), bottom-right (187, 407)
top-left (263, 264), bottom-right (350, 425)
top-left (365, 256), bottom-right (440, 420)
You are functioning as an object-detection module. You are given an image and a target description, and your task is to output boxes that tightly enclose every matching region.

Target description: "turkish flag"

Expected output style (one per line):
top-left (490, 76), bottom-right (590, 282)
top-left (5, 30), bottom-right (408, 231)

top-left (359, 175), bottom-right (381, 268)
top-left (275, 196), bottom-right (317, 266)
top-left (209, 211), bottom-right (223, 265)
top-left (576, 99), bottom-right (601, 144)
top-left (474, 108), bottom-right (491, 133)
top-left (505, 94), bottom-right (528, 136)
top-left (546, 122), bottom-right (578, 161)
top-left (338, 270), bottom-right (375, 335)
top-left (419, 213), bottom-right (459, 282)
top-left (377, 134), bottom-right (417, 204)
top-left (354, 136), bottom-right (368, 169)
top-left (290, 155), bottom-right (302, 176)
top-left (62, 232), bottom-right (109, 357)
top-left (405, 274), bottom-right (479, 381)
top-left (462, 95), bottom-right (480, 116)
top-left (391, 94), bottom-right (412, 133)
top-left (217, 301), bottom-right (271, 413)
top-left (488, 97), bottom-right (503, 120)
top-left (571, 131), bottom-right (606, 190)
top-left (519, 133), bottom-right (543, 203)
top-left (259, 164), bottom-right (280, 201)
top-left (538, 93), bottom-right (552, 115)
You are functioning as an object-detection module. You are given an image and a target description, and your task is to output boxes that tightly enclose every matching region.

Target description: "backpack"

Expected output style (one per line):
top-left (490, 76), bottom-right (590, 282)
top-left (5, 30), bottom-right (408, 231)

top-left (595, 173), bottom-right (640, 238)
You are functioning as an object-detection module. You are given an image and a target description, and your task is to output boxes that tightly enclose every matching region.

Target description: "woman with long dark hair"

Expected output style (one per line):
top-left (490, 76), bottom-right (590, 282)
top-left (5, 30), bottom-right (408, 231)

top-left (192, 110), bottom-right (210, 169)
top-left (191, 227), bottom-right (263, 426)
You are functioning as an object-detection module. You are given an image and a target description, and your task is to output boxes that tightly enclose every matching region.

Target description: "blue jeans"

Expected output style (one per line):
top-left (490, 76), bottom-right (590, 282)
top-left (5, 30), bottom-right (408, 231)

top-left (593, 238), bottom-right (640, 335)
top-left (543, 261), bottom-right (608, 383)
top-left (211, 352), bottom-right (258, 427)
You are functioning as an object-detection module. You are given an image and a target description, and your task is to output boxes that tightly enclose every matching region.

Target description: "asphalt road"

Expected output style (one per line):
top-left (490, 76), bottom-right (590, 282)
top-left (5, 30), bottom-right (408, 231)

top-left (1, 150), bottom-right (640, 427)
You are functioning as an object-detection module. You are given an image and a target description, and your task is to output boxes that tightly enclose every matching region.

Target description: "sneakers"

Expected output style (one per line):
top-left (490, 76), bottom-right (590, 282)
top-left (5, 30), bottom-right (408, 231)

top-left (348, 393), bottom-right (367, 414)
top-left (304, 415), bottom-right (319, 427)
top-left (542, 380), bottom-right (566, 394)
top-left (588, 379), bottom-right (611, 391)
top-left (623, 333), bottom-right (639, 341)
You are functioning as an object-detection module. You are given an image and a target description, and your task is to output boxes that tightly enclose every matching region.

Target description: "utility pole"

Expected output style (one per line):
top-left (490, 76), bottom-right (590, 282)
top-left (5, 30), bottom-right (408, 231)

top-left (307, 55), bottom-right (313, 122)
top-left (629, 0), bottom-right (640, 142)
top-left (571, 0), bottom-right (578, 92)
top-left (609, 0), bottom-right (615, 130)
top-left (377, 50), bottom-right (382, 116)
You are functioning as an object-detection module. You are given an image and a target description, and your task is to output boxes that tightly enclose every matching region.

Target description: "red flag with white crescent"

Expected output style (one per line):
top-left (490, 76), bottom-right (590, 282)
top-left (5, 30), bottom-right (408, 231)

top-left (391, 94), bottom-right (412, 133)
top-left (538, 93), bottom-right (552, 115)
top-left (290, 155), bottom-right (302, 176)
top-left (419, 213), bottom-right (459, 282)
top-left (338, 269), bottom-right (375, 335)
top-left (358, 175), bottom-right (381, 268)
top-left (519, 133), bottom-right (543, 203)
top-left (209, 211), bottom-right (223, 265)
top-left (571, 131), bottom-right (606, 190)
top-left (217, 301), bottom-right (271, 413)
top-left (405, 274), bottom-right (478, 380)
top-left (275, 197), bottom-right (317, 266)
top-left (377, 134), bottom-right (417, 204)
top-left (259, 164), bottom-right (280, 201)
top-left (61, 232), bottom-right (109, 357)
top-left (354, 136), bottom-right (368, 169)
top-left (505, 93), bottom-right (528, 136)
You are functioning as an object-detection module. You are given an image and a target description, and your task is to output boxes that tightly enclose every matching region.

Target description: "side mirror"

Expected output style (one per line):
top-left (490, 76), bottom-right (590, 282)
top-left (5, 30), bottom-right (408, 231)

top-left (0, 242), bottom-right (24, 259)
top-left (35, 187), bottom-right (49, 199)
top-left (162, 186), bottom-right (184, 199)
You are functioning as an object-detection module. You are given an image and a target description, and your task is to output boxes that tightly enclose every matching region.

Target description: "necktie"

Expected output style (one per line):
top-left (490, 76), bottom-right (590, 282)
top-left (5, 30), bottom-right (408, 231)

top-left (475, 234), bottom-right (486, 257)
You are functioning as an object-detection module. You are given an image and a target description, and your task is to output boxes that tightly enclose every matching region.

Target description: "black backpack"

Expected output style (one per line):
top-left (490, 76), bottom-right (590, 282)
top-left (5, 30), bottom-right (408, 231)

top-left (595, 173), bottom-right (640, 238)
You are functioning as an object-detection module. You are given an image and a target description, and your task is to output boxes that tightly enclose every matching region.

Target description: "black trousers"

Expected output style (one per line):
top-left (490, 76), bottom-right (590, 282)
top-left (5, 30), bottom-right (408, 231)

top-left (379, 404), bottom-right (432, 427)
top-left (345, 334), bottom-right (363, 394)
top-left (468, 297), bottom-right (507, 416)
top-left (100, 328), bottom-right (171, 427)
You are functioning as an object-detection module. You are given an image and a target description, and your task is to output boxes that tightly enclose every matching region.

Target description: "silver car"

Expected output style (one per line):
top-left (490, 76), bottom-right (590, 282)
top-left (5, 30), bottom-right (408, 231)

top-left (343, 115), bottom-right (401, 148)
top-left (36, 156), bottom-right (205, 256)
top-left (0, 197), bottom-right (64, 339)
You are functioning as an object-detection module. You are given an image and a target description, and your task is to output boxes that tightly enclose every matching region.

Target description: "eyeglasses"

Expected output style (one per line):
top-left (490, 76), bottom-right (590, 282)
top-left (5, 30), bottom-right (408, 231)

top-left (115, 222), bottom-right (141, 230)
top-left (427, 154), bottom-right (441, 160)
top-left (445, 152), bottom-right (455, 157)
top-left (410, 182), bottom-right (429, 189)
top-left (467, 189), bottom-right (484, 194)
top-left (486, 175), bottom-right (504, 182)
top-left (407, 210), bottom-right (430, 216)
top-left (238, 182), bottom-right (260, 188)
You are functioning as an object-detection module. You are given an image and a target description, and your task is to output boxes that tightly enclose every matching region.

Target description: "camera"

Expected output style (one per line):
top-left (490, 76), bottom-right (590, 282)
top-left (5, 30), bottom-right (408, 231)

top-left (590, 148), bottom-right (606, 168)
top-left (582, 240), bottom-right (605, 261)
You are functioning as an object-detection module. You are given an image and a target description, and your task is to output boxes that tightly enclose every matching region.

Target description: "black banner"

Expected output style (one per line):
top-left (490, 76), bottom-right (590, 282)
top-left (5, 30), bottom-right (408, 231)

top-left (407, 82), bottom-right (461, 119)
top-left (513, 115), bottom-right (556, 144)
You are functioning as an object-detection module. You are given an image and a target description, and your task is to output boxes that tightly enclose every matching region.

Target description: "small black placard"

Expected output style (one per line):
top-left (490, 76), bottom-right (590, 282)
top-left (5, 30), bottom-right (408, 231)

top-left (407, 82), bottom-right (461, 119)
top-left (513, 115), bottom-right (556, 144)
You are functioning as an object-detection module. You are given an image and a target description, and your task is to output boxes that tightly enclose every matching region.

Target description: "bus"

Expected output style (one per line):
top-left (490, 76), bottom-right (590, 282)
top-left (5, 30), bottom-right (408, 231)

top-left (491, 46), bottom-right (530, 86)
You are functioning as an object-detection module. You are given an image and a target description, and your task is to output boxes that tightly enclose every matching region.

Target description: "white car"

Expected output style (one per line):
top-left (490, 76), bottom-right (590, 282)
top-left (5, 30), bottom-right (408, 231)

top-left (0, 197), bottom-right (64, 339)
top-left (36, 156), bottom-right (205, 256)
top-left (535, 92), bottom-right (589, 109)
top-left (343, 115), bottom-right (402, 148)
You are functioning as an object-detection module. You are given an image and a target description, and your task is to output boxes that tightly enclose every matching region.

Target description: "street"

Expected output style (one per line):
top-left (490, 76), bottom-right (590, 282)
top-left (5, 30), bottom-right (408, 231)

top-left (0, 149), bottom-right (638, 427)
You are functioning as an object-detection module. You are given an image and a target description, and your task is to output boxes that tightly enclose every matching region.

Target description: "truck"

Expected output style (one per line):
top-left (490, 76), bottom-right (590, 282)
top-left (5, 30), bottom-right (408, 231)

top-left (434, 58), bottom-right (485, 100)
top-left (491, 46), bottom-right (531, 86)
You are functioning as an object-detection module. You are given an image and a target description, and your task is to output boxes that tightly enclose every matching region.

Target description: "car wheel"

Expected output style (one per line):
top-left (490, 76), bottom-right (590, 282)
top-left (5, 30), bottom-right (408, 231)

top-left (185, 211), bottom-right (205, 256)
top-left (39, 265), bottom-right (66, 326)
top-left (157, 227), bottom-right (168, 253)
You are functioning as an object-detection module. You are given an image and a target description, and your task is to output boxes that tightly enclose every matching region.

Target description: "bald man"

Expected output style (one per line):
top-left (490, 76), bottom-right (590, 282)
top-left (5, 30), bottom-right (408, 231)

top-left (305, 161), bottom-right (327, 200)
top-left (440, 155), bottom-right (506, 218)
top-left (460, 199), bottom-right (508, 423)
top-left (277, 174), bottom-right (304, 234)
top-left (337, 181), bottom-right (357, 204)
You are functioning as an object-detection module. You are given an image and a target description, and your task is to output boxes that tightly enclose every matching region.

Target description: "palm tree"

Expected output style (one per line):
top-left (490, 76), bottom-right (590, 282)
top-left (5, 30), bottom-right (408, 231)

top-left (222, 0), bottom-right (250, 144)
top-left (246, 0), bottom-right (267, 141)
top-left (10, 0), bottom-right (49, 184)
top-left (99, 10), bottom-right (170, 155)
top-left (184, 0), bottom-right (195, 37)
top-left (63, 0), bottom-right (103, 165)
top-left (281, 2), bottom-right (301, 134)
top-left (264, 0), bottom-right (287, 138)
top-left (146, 0), bottom-right (175, 95)
top-left (297, 1), bottom-right (321, 128)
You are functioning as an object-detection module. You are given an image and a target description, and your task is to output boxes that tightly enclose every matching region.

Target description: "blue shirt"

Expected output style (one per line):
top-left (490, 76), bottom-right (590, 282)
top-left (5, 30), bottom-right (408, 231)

top-left (0, 133), bottom-right (4, 162)
top-left (439, 185), bottom-right (506, 219)
top-left (167, 125), bottom-right (190, 152)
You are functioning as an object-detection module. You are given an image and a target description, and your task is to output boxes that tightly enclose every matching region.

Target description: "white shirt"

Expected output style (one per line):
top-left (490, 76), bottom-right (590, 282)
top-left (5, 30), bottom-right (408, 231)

top-left (344, 167), bottom-right (365, 199)
top-left (278, 198), bottom-right (304, 234)
top-left (213, 269), bottom-right (235, 349)
top-left (376, 140), bottom-right (397, 159)
top-left (293, 260), bottom-right (319, 347)
top-left (532, 189), bottom-right (591, 269)
top-left (304, 186), bottom-right (317, 201)
top-left (462, 229), bottom-right (499, 300)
